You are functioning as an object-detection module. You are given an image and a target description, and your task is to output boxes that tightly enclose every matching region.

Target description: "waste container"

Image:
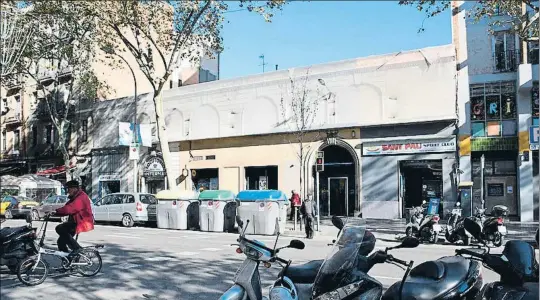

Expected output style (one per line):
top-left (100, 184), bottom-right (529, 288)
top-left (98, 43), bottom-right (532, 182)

top-left (236, 190), bottom-right (289, 236)
top-left (198, 190), bottom-right (236, 232)
top-left (156, 190), bottom-right (200, 230)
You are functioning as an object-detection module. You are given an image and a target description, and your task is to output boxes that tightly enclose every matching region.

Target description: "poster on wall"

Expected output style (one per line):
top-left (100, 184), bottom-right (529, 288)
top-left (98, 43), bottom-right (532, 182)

top-left (118, 122), bottom-right (152, 147)
top-left (258, 176), bottom-right (268, 190)
top-left (209, 178), bottom-right (218, 190)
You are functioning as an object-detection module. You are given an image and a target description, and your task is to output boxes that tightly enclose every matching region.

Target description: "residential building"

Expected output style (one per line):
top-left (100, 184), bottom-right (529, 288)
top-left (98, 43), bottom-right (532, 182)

top-left (452, 1), bottom-right (539, 221)
top-left (92, 44), bottom-right (459, 219)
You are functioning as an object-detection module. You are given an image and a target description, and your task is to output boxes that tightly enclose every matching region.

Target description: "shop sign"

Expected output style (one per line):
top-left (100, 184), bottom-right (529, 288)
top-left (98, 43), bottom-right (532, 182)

top-left (143, 156), bottom-right (166, 178)
top-left (362, 138), bottom-right (456, 156)
top-left (530, 126), bottom-right (539, 150)
top-left (99, 174), bottom-right (120, 181)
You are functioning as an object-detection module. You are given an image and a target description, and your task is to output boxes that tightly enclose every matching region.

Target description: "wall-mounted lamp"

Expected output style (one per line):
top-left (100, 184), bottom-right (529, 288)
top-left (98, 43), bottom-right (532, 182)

top-left (351, 130), bottom-right (356, 138)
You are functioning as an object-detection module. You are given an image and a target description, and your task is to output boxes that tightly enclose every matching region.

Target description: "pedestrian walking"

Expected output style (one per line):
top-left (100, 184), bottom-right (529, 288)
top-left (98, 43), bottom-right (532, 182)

top-left (289, 190), bottom-right (301, 221)
top-left (301, 194), bottom-right (317, 239)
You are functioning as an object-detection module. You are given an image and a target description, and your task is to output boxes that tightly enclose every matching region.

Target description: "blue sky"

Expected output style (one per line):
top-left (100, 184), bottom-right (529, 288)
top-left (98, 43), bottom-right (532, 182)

top-left (219, 1), bottom-right (451, 79)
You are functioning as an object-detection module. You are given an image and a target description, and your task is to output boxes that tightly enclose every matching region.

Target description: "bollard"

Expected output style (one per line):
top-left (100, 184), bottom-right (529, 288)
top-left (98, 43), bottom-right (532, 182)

top-left (293, 207), bottom-right (297, 231)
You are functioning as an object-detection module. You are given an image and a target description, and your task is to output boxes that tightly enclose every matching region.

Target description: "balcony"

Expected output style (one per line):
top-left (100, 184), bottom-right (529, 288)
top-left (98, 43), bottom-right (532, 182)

top-left (2, 112), bottom-right (22, 125)
top-left (37, 64), bottom-right (73, 82)
top-left (493, 50), bottom-right (520, 73)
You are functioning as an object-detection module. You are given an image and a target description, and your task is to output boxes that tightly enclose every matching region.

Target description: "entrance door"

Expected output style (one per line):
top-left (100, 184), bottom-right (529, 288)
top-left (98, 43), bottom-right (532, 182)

top-left (147, 180), bottom-right (165, 194)
top-left (328, 177), bottom-right (348, 216)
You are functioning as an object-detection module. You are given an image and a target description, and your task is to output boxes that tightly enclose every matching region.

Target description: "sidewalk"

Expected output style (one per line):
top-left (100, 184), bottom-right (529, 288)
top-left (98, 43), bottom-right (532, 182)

top-left (283, 218), bottom-right (538, 241)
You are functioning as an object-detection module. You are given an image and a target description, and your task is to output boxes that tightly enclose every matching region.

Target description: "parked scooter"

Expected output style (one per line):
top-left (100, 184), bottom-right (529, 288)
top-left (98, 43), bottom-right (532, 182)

top-left (0, 214), bottom-right (38, 273)
top-left (445, 202), bottom-right (471, 245)
top-left (405, 200), bottom-right (441, 244)
top-left (457, 218), bottom-right (539, 300)
top-left (469, 201), bottom-right (508, 247)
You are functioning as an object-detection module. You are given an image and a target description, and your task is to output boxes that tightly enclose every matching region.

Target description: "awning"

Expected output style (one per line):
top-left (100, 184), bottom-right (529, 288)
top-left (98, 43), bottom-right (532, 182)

top-left (36, 164), bottom-right (75, 176)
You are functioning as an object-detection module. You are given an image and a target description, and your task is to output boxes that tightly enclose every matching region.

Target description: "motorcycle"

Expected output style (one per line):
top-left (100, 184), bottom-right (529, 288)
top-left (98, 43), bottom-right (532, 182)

top-left (469, 201), bottom-right (508, 247)
top-left (445, 202), bottom-right (471, 245)
top-left (456, 218), bottom-right (539, 300)
top-left (271, 218), bottom-right (482, 300)
top-left (405, 201), bottom-right (441, 244)
top-left (0, 213), bottom-right (38, 273)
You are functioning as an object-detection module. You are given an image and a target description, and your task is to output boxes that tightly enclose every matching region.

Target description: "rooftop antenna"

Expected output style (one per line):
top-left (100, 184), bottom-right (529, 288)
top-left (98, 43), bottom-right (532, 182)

top-left (259, 54), bottom-right (268, 73)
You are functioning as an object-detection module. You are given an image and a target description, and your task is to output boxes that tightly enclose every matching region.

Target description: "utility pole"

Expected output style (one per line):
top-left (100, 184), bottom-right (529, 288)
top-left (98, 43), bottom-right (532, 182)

top-left (259, 54), bottom-right (267, 73)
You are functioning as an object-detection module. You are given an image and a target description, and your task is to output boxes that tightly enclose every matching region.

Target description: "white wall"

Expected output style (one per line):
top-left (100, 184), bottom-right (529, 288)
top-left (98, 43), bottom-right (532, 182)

top-left (161, 44), bottom-right (457, 142)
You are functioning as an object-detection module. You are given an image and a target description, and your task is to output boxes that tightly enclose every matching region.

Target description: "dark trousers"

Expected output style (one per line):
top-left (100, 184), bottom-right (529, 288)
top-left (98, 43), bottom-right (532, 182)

top-left (305, 216), bottom-right (314, 238)
top-left (56, 222), bottom-right (80, 252)
top-left (289, 206), bottom-right (300, 221)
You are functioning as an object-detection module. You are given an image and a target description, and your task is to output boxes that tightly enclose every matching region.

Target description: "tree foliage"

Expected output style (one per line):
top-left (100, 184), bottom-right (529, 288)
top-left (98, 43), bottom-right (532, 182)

top-left (400, 0), bottom-right (539, 41)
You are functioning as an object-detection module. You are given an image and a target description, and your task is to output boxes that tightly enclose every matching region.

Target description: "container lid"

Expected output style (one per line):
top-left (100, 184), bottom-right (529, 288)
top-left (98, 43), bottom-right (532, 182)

top-left (155, 190), bottom-right (199, 200)
top-left (236, 190), bottom-right (287, 201)
top-left (458, 181), bottom-right (473, 187)
top-left (198, 190), bottom-right (235, 200)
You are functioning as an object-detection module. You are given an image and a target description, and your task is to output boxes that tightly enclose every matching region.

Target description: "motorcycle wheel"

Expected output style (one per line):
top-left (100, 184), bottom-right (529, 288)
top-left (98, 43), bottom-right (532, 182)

top-left (493, 232), bottom-right (503, 247)
top-left (445, 231), bottom-right (455, 243)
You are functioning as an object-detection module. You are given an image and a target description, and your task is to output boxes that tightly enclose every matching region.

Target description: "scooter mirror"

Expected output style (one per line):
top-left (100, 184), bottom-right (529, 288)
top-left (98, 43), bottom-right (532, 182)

top-left (400, 237), bottom-right (420, 248)
top-left (25, 213), bottom-right (32, 224)
top-left (456, 202), bottom-right (461, 207)
top-left (331, 216), bottom-right (344, 230)
top-left (422, 200), bottom-right (427, 204)
top-left (235, 215), bottom-right (244, 229)
top-left (289, 239), bottom-right (305, 250)
top-left (464, 218), bottom-right (482, 241)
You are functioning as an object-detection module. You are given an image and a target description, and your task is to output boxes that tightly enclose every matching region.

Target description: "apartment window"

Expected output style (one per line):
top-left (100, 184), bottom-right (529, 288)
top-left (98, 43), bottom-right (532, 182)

top-left (493, 31), bottom-right (517, 72)
top-left (470, 82), bottom-right (517, 137)
top-left (14, 130), bottom-right (20, 151)
top-left (169, 80), bottom-right (173, 89)
top-left (45, 125), bottom-right (53, 144)
top-left (2, 131), bottom-right (6, 151)
top-left (178, 79), bottom-right (183, 87)
top-left (533, 82), bottom-right (539, 126)
top-left (529, 41), bottom-right (539, 65)
top-left (81, 120), bottom-right (88, 142)
top-left (32, 126), bottom-right (38, 147)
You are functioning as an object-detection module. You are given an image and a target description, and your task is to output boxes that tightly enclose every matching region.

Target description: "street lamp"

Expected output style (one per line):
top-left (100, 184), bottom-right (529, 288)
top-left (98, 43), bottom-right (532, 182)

top-left (102, 45), bottom-right (138, 193)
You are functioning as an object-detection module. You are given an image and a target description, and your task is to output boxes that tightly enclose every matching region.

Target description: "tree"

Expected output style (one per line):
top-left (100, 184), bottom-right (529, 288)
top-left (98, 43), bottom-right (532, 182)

top-left (279, 70), bottom-right (328, 200)
top-left (399, 0), bottom-right (539, 41)
top-left (11, 1), bottom-right (109, 181)
top-left (77, 0), bottom-right (286, 189)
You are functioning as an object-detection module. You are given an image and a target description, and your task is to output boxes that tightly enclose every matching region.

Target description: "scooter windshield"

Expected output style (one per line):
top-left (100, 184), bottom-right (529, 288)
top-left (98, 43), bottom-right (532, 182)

top-left (312, 217), bottom-right (366, 297)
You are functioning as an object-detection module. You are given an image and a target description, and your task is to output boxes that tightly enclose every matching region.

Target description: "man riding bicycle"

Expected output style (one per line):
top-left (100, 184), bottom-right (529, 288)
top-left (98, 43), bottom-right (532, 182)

top-left (53, 180), bottom-right (94, 255)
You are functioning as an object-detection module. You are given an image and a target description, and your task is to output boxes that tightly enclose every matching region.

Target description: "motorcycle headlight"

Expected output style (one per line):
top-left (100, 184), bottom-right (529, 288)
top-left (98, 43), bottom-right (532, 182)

top-left (244, 246), bottom-right (262, 260)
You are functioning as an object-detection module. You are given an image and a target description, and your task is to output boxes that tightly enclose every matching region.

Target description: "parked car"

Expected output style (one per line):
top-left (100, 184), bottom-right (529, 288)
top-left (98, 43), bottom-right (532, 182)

top-left (0, 195), bottom-right (39, 219)
top-left (31, 195), bottom-right (69, 221)
top-left (92, 193), bottom-right (157, 227)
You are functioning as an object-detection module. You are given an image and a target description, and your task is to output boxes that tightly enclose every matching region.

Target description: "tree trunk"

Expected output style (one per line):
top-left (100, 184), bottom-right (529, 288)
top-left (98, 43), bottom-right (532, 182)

top-left (58, 120), bottom-right (72, 182)
top-left (152, 90), bottom-right (175, 189)
top-left (299, 143), bottom-right (304, 200)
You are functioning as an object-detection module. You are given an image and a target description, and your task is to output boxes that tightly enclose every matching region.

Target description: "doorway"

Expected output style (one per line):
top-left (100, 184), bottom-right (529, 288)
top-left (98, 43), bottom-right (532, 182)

top-left (328, 177), bottom-right (348, 216)
top-left (399, 160), bottom-right (443, 217)
top-left (147, 180), bottom-right (165, 194)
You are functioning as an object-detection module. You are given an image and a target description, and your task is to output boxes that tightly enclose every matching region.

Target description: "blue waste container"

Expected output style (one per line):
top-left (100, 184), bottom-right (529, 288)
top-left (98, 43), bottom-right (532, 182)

top-left (236, 190), bottom-right (289, 236)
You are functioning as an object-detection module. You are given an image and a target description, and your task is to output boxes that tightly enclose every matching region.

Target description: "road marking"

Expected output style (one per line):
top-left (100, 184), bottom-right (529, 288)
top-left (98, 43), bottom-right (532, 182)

top-left (201, 248), bottom-right (222, 252)
top-left (146, 256), bottom-right (175, 262)
top-left (104, 234), bottom-right (142, 239)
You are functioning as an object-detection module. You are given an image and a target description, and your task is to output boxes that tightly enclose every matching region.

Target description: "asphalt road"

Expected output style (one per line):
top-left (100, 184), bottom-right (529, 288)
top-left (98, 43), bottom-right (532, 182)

top-left (0, 219), bottom-right (532, 300)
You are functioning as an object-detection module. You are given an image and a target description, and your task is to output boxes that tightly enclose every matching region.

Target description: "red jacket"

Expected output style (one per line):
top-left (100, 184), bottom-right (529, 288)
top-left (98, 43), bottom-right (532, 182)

top-left (290, 193), bottom-right (301, 207)
top-left (56, 190), bottom-right (95, 234)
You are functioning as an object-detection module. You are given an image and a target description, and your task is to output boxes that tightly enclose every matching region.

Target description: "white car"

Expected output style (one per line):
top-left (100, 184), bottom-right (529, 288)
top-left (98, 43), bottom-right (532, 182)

top-left (92, 193), bottom-right (157, 227)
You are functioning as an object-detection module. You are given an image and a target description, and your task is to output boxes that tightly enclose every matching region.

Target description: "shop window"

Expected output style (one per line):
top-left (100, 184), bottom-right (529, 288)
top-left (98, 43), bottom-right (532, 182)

top-left (192, 168), bottom-right (219, 191)
top-left (245, 166), bottom-right (278, 190)
top-left (470, 82), bottom-right (516, 138)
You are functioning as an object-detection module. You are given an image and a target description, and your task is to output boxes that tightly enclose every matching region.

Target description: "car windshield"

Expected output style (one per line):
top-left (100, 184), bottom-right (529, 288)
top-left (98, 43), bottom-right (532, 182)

top-left (140, 194), bottom-right (157, 204)
top-left (312, 217), bottom-right (366, 297)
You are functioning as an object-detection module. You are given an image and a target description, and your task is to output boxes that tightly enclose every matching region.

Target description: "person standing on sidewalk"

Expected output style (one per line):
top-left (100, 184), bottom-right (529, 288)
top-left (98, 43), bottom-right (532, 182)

top-left (289, 190), bottom-right (301, 221)
top-left (301, 194), bottom-right (317, 239)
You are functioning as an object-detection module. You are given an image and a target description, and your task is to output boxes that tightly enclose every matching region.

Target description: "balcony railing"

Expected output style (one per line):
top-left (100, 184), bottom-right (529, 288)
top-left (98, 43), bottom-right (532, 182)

top-left (493, 50), bottom-right (520, 73)
top-left (2, 113), bottom-right (21, 124)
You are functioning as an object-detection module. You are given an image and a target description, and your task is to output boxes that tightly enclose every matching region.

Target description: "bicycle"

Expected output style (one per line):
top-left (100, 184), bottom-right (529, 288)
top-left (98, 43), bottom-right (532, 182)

top-left (16, 213), bottom-right (104, 286)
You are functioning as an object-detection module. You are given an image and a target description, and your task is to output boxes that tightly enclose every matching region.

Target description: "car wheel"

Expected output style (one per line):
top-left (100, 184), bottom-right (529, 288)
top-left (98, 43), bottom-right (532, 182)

top-left (493, 232), bottom-right (503, 247)
top-left (31, 210), bottom-right (40, 221)
top-left (5, 209), bottom-right (13, 219)
top-left (121, 214), bottom-right (134, 227)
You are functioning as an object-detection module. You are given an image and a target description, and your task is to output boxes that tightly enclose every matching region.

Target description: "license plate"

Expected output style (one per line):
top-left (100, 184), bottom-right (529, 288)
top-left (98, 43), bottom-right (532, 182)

top-left (498, 226), bottom-right (507, 234)
top-left (432, 224), bottom-right (441, 232)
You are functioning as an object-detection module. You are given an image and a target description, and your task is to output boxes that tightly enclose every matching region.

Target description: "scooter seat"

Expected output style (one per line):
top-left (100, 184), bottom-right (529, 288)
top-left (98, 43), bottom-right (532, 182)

top-left (284, 260), bottom-right (324, 283)
top-left (382, 256), bottom-right (471, 300)
top-left (0, 226), bottom-right (27, 241)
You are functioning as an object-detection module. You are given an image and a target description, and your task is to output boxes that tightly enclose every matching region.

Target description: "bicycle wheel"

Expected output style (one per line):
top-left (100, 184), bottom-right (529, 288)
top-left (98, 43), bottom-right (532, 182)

top-left (74, 249), bottom-right (102, 277)
top-left (17, 257), bottom-right (49, 286)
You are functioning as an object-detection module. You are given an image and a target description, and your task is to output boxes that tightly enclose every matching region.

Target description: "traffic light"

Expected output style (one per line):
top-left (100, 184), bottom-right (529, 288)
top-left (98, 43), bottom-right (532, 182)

top-left (316, 151), bottom-right (324, 172)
